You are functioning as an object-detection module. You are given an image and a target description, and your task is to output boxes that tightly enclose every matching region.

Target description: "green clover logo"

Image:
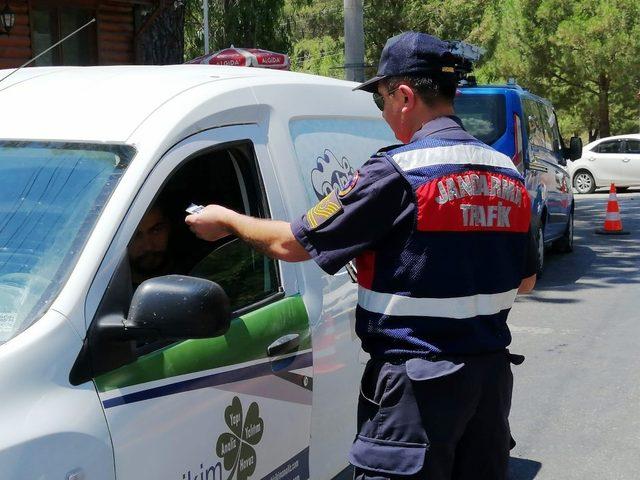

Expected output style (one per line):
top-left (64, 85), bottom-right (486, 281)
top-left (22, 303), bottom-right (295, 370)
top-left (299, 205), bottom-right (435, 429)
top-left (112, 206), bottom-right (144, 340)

top-left (216, 396), bottom-right (264, 480)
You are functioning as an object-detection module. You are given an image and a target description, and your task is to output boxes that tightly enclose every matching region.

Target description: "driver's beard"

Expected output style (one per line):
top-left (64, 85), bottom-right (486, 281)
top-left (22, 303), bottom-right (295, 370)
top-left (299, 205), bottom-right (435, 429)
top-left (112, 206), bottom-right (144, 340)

top-left (131, 252), bottom-right (171, 279)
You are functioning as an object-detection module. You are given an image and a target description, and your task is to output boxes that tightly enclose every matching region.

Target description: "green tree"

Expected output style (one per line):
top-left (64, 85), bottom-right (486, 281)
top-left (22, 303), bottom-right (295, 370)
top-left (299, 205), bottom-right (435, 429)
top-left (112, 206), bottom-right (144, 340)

top-left (285, 0), bottom-right (345, 77)
top-left (184, 0), bottom-right (293, 61)
top-left (361, 0), bottom-right (498, 77)
top-left (483, 0), bottom-right (640, 140)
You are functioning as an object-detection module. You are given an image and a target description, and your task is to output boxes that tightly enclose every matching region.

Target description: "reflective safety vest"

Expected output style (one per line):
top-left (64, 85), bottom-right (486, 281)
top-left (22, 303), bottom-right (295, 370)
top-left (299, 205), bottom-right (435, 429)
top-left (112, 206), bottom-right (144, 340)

top-left (355, 137), bottom-right (531, 358)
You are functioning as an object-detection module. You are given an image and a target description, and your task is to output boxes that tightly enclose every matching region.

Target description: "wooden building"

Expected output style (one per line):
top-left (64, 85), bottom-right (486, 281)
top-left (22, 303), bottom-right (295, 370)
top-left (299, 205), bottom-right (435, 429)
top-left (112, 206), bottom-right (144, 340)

top-left (0, 0), bottom-right (182, 69)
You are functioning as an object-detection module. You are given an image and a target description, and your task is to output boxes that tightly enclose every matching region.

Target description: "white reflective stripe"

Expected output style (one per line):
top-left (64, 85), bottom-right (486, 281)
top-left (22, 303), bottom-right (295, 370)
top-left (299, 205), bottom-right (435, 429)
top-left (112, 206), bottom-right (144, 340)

top-left (606, 212), bottom-right (621, 221)
top-left (358, 286), bottom-right (519, 319)
top-left (392, 144), bottom-right (516, 172)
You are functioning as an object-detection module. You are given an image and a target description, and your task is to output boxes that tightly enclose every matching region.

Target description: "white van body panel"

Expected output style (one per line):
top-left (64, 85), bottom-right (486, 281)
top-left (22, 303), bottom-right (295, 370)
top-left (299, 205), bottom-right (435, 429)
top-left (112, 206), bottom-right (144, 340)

top-left (0, 310), bottom-right (113, 479)
top-left (250, 84), bottom-right (395, 478)
top-left (0, 65), bottom-right (396, 479)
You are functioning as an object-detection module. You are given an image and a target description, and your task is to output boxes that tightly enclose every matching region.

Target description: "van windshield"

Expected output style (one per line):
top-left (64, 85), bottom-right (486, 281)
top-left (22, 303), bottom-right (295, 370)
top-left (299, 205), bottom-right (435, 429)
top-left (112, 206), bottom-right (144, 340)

top-left (454, 94), bottom-right (506, 145)
top-left (0, 141), bottom-right (133, 343)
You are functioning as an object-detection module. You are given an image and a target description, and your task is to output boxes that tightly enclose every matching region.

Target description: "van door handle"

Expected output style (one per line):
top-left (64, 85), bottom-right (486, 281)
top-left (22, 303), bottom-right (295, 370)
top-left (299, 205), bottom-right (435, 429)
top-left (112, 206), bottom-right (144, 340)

top-left (622, 158), bottom-right (631, 162)
top-left (267, 333), bottom-right (300, 357)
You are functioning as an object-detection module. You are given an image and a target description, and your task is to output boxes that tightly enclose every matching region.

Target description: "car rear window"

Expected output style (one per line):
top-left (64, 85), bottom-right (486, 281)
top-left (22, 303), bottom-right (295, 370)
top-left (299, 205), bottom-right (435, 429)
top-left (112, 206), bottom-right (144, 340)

top-left (625, 140), bottom-right (640, 154)
top-left (454, 94), bottom-right (506, 145)
top-left (595, 140), bottom-right (622, 153)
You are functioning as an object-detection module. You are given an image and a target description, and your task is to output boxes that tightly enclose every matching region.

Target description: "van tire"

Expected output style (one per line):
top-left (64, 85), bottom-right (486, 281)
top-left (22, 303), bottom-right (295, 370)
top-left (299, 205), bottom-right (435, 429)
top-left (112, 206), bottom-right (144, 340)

top-left (553, 211), bottom-right (574, 253)
top-left (535, 223), bottom-right (545, 275)
top-left (573, 170), bottom-right (596, 194)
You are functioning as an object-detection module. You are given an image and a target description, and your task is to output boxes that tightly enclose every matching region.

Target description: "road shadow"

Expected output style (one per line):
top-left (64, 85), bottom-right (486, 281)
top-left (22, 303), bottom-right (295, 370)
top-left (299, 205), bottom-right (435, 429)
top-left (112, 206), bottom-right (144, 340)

top-left (509, 457), bottom-right (542, 479)
top-left (330, 459), bottom-right (542, 479)
top-left (524, 194), bottom-right (640, 299)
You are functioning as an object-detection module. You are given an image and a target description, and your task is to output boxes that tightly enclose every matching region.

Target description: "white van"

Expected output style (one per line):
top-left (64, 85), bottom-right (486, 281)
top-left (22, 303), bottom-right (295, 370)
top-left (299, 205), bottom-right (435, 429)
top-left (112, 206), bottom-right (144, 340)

top-left (0, 66), bottom-right (397, 479)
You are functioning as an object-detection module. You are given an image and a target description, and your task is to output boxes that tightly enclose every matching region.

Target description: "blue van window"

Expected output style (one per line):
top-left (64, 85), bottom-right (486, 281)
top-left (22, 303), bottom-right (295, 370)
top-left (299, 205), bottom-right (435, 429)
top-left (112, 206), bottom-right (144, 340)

top-left (0, 142), bottom-right (133, 343)
top-left (522, 98), bottom-right (551, 150)
top-left (454, 94), bottom-right (506, 145)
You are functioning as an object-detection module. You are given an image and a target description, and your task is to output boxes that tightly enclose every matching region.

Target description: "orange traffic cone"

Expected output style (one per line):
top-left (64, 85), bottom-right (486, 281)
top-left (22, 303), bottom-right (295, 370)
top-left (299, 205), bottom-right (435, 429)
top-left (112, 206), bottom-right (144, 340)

top-left (595, 183), bottom-right (629, 235)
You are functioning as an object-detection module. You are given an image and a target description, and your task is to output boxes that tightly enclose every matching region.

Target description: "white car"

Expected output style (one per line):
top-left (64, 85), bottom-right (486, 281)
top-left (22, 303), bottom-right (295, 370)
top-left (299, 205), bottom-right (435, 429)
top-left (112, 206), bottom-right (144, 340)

top-left (0, 65), bottom-right (397, 479)
top-left (569, 133), bottom-right (640, 193)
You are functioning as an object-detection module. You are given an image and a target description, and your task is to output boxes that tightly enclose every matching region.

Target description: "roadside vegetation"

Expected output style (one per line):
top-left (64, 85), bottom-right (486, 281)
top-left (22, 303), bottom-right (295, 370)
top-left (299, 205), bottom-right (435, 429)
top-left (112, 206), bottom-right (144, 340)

top-left (182, 0), bottom-right (640, 140)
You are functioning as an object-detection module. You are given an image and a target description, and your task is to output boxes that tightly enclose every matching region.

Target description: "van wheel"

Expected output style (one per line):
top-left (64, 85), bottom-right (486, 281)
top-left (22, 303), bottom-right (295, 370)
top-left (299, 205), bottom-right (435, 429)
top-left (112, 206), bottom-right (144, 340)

top-left (536, 223), bottom-right (545, 275)
top-left (573, 171), bottom-right (596, 194)
top-left (553, 211), bottom-right (574, 253)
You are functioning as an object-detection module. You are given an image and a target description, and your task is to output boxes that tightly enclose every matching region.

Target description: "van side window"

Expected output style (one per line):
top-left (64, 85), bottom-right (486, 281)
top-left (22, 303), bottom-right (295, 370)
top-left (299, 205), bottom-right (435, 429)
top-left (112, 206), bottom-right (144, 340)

top-left (128, 142), bottom-right (279, 312)
top-left (544, 106), bottom-right (563, 155)
top-left (536, 104), bottom-right (555, 152)
top-left (289, 118), bottom-right (395, 206)
top-left (523, 99), bottom-right (547, 151)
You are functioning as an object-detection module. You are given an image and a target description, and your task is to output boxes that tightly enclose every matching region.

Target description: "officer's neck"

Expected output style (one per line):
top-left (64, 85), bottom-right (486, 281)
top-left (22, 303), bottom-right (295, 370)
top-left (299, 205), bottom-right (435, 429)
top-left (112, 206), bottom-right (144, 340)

top-left (411, 102), bottom-right (455, 136)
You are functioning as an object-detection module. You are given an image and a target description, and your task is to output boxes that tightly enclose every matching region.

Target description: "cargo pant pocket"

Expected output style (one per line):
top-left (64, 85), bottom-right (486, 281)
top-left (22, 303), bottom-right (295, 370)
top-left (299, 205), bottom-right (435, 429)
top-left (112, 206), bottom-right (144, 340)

top-left (349, 435), bottom-right (427, 476)
top-left (350, 358), bottom-right (465, 476)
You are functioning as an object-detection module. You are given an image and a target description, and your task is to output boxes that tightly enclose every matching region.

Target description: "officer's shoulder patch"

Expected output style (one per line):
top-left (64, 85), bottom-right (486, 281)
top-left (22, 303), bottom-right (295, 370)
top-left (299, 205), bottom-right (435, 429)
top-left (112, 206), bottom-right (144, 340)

top-left (305, 190), bottom-right (343, 230)
top-left (338, 171), bottom-right (359, 197)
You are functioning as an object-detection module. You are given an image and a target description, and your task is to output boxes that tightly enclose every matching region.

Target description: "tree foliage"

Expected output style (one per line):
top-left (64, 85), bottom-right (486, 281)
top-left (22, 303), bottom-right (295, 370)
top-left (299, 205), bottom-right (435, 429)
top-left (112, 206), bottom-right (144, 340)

top-left (184, 0), bottom-right (292, 61)
top-left (284, 0), bottom-right (344, 76)
top-left (480, 0), bottom-right (640, 139)
top-left (182, 0), bottom-right (640, 139)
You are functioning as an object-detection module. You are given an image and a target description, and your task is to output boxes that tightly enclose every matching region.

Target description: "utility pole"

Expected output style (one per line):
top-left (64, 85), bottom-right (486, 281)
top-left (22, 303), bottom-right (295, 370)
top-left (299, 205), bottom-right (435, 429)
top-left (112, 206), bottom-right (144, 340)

top-left (344, 0), bottom-right (364, 82)
top-left (203, 0), bottom-right (210, 54)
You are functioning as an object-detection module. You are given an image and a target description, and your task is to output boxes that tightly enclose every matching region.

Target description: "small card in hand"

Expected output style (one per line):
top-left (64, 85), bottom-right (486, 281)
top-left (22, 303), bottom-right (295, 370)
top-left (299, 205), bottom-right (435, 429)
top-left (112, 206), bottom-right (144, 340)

top-left (185, 203), bottom-right (205, 215)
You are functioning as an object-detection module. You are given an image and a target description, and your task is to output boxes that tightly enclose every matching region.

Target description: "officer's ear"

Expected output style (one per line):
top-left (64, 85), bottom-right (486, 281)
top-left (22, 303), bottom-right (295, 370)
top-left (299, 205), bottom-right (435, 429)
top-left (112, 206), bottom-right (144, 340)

top-left (398, 84), bottom-right (416, 112)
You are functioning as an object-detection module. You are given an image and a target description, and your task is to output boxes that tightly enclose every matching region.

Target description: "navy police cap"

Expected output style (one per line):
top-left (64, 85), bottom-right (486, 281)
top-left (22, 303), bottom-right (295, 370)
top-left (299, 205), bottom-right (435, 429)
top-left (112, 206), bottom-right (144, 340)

top-left (354, 31), bottom-right (461, 93)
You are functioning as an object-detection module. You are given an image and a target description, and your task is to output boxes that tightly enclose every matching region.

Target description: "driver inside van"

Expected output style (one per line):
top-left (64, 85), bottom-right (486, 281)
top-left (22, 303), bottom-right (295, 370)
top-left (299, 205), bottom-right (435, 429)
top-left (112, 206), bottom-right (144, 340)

top-left (128, 203), bottom-right (182, 289)
top-left (128, 200), bottom-right (267, 305)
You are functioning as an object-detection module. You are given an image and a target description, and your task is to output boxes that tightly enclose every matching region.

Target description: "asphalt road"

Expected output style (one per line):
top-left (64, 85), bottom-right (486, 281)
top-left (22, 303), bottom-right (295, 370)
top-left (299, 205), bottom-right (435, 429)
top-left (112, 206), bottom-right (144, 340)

top-left (508, 189), bottom-right (640, 480)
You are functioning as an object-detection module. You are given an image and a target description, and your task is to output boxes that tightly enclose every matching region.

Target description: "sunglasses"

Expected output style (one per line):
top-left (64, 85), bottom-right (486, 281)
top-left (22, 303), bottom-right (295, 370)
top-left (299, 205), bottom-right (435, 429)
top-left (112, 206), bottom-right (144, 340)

top-left (372, 87), bottom-right (399, 111)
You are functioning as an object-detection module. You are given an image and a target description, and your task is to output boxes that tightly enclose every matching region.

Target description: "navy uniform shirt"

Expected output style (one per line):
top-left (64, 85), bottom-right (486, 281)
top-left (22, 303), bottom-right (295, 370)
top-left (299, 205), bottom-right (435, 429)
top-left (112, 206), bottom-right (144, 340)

top-left (292, 116), bottom-right (537, 277)
top-left (291, 116), bottom-right (537, 357)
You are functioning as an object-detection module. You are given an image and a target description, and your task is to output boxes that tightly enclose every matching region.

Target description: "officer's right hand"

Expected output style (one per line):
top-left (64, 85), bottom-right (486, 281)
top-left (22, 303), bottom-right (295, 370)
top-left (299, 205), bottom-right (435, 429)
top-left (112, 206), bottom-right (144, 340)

top-left (185, 204), bottom-right (234, 242)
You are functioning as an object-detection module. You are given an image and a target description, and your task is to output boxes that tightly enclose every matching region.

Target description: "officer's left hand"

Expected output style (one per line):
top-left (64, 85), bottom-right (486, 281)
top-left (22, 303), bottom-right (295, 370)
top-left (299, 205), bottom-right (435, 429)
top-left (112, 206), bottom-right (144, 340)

top-left (185, 204), bottom-right (234, 242)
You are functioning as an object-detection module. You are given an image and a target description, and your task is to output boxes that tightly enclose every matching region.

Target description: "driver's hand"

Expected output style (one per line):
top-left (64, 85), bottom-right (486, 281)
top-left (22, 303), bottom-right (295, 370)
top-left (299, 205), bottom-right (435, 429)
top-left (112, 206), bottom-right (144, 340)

top-left (185, 204), bottom-right (234, 242)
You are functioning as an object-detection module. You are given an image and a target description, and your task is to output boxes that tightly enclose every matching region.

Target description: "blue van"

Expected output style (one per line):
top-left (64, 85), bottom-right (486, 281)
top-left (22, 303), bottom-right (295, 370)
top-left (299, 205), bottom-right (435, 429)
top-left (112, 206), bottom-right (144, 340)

top-left (454, 81), bottom-right (582, 273)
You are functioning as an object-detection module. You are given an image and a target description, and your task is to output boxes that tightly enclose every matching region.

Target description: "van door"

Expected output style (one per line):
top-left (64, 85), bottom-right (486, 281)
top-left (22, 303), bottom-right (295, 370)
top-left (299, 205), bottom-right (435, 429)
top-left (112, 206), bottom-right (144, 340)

top-left (523, 99), bottom-right (570, 240)
top-left (87, 125), bottom-right (313, 480)
top-left (545, 106), bottom-right (573, 229)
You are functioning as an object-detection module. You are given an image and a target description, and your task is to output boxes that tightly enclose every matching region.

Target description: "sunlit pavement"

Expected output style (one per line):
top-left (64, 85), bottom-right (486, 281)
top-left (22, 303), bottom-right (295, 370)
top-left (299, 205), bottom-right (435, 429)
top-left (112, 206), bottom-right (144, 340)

top-left (508, 189), bottom-right (640, 479)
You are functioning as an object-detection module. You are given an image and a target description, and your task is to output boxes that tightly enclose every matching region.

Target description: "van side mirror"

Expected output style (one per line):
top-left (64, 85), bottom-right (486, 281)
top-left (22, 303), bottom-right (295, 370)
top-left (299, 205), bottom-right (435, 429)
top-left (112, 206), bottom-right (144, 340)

top-left (564, 136), bottom-right (582, 161)
top-left (70, 274), bottom-right (230, 385)
top-left (126, 275), bottom-right (231, 341)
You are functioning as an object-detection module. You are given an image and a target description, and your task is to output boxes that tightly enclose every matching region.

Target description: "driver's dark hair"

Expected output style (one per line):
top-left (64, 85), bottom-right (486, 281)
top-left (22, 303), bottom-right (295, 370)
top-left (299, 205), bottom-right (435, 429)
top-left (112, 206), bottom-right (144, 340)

top-left (384, 73), bottom-right (457, 106)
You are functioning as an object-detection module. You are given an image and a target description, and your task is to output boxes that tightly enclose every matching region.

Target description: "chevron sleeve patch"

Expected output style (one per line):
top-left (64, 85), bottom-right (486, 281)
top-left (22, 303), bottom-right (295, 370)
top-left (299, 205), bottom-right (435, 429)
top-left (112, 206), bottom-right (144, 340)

top-left (304, 190), bottom-right (344, 230)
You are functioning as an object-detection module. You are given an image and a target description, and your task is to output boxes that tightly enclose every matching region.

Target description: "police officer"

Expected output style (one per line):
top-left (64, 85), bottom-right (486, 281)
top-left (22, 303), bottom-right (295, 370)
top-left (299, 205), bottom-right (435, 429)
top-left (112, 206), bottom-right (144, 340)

top-left (186, 31), bottom-right (537, 480)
